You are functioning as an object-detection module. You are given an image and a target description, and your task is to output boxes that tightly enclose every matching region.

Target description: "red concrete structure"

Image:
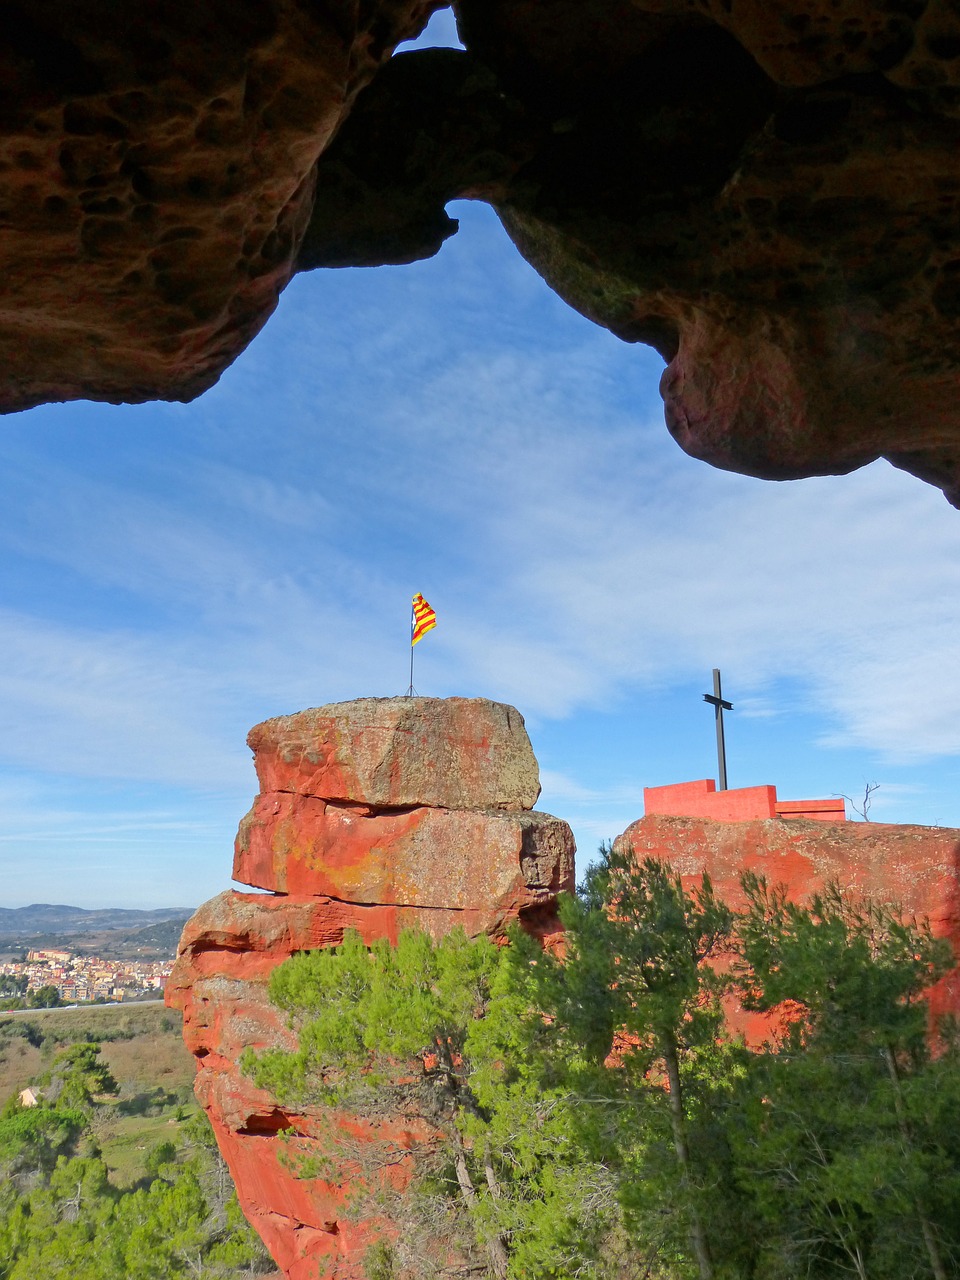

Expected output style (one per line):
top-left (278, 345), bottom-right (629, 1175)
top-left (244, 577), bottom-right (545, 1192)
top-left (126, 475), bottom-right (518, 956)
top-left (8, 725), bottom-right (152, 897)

top-left (643, 778), bottom-right (847, 824)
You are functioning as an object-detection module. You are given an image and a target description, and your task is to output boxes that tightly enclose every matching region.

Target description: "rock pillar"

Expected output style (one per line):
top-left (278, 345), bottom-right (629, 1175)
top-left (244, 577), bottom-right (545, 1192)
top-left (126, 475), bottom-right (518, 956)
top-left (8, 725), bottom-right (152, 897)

top-left (166, 697), bottom-right (575, 1280)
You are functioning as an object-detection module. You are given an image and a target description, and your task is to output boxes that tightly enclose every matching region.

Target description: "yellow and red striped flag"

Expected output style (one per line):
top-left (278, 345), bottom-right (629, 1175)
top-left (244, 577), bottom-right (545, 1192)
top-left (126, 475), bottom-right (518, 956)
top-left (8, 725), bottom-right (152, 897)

top-left (411, 593), bottom-right (437, 646)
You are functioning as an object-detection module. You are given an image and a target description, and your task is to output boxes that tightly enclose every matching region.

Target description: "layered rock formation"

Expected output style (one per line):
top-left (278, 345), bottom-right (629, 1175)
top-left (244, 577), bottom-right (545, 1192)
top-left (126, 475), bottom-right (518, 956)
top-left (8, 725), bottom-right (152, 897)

top-left (167, 696), bottom-right (575, 1280)
top-left (615, 812), bottom-right (960, 1029)
top-left (7, 3), bottom-right (960, 503)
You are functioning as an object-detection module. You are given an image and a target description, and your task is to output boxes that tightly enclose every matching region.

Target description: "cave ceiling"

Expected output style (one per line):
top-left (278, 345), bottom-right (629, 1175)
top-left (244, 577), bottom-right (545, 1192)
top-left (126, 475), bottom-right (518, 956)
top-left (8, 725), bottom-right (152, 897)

top-left (4, 1), bottom-right (960, 503)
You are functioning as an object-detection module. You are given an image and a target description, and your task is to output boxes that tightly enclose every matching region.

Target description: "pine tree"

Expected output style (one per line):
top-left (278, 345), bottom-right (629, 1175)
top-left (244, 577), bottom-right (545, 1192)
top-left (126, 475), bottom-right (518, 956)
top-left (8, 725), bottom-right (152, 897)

top-left (245, 926), bottom-right (623, 1279)
top-left (530, 846), bottom-right (743, 1280)
top-left (731, 875), bottom-right (959, 1280)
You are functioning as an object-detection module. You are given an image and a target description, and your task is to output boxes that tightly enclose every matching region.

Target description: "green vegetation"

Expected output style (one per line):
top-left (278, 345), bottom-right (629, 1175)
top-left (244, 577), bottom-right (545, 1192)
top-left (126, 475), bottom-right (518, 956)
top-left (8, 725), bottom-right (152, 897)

top-left (0, 983), bottom-right (64, 1012)
top-left (0, 1002), bottom-right (194, 1102)
top-left (247, 845), bottom-right (960, 1280)
top-left (0, 1015), bottom-right (272, 1280)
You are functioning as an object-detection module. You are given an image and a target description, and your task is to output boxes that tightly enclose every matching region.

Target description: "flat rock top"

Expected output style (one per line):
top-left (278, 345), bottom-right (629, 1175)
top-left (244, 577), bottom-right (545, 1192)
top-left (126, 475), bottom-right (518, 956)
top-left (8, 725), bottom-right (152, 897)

top-left (247, 696), bottom-right (541, 811)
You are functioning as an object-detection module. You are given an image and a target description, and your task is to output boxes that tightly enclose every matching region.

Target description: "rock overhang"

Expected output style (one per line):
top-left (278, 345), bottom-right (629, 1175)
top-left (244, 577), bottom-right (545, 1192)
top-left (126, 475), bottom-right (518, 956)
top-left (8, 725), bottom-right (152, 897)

top-left (7, 3), bottom-right (960, 503)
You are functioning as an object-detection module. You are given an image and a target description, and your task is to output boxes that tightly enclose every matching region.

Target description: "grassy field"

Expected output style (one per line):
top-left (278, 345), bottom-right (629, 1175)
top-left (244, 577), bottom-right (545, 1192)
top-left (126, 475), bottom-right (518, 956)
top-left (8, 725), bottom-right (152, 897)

top-left (95, 1104), bottom-right (198, 1187)
top-left (0, 1002), bottom-right (193, 1091)
top-left (0, 1001), bottom-right (198, 1183)
top-left (0, 1032), bottom-right (43, 1100)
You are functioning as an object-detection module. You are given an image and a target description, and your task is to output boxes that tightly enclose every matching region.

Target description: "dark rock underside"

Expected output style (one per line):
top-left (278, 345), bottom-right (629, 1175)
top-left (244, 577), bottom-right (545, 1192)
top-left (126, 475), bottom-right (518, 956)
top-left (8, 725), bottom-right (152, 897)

top-left (5, 1), bottom-right (960, 504)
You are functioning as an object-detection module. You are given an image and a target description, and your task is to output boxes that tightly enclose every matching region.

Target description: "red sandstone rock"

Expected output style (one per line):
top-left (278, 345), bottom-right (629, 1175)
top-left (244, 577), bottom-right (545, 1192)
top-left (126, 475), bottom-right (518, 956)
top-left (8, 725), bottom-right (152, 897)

top-left (457, 2), bottom-right (960, 503)
top-left (6, 5), bottom-right (960, 503)
top-left (0, 0), bottom-right (440, 413)
top-left (169, 887), bottom-right (568, 1278)
top-left (235, 794), bottom-right (572, 913)
top-left (167, 696), bottom-right (574, 1280)
top-left (169, 895), bottom-right (445, 1280)
top-left (247, 697), bottom-right (541, 811)
top-left (170, 690), bottom-right (960, 1279)
top-left (614, 813), bottom-right (960, 1028)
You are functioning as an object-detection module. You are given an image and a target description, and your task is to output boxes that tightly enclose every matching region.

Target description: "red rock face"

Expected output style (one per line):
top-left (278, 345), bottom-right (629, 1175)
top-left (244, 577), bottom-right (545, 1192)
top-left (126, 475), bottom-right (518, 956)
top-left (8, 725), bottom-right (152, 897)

top-left (167, 697), bottom-right (575, 1280)
top-left (615, 813), bottom-right (960, 1032)
top-left (170, 701), bottom-right (960, 1275)
top-left (235, 795), bottom-right (572, 915)
top-left (247, 697), bottom-right (541, 811)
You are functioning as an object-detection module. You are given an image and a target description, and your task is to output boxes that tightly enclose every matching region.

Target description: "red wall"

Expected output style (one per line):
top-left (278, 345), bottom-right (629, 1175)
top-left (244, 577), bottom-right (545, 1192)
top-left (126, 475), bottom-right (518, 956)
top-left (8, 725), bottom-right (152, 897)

top-left (644, 778), bottom-right (846, 823)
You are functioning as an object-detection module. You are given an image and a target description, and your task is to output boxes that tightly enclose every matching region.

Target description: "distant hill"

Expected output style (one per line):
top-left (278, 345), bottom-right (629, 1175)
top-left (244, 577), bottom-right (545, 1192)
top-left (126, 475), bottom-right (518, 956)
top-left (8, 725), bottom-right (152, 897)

top-left (0, 904), bottom-right (194, 936)
top-left (118, 918), bottom-right (191, 950)
top-left (0, 905), bottom-right (196, 960)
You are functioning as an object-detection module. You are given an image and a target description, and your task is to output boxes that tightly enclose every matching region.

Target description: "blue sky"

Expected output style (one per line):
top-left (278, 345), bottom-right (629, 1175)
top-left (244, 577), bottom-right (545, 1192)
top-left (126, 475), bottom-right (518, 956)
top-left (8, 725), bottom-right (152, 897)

top-left (2, 11), bottom-right (960, 909)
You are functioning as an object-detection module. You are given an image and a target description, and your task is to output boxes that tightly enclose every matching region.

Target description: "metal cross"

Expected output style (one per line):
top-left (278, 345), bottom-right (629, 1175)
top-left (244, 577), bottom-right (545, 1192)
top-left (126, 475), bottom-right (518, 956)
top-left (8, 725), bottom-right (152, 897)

top-left (702, 668), bottom-right (733, 791)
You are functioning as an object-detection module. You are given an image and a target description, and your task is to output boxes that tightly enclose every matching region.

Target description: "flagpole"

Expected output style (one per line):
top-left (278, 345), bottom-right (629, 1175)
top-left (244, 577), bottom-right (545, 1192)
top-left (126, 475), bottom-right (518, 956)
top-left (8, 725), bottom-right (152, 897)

top-left (407, 604), bottom-right (415, 696)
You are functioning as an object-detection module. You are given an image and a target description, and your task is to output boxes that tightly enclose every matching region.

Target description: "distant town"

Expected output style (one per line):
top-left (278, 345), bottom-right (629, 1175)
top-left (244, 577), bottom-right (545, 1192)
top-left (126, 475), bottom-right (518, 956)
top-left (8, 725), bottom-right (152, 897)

top-left (0, 948), bottom-right (172, 1005)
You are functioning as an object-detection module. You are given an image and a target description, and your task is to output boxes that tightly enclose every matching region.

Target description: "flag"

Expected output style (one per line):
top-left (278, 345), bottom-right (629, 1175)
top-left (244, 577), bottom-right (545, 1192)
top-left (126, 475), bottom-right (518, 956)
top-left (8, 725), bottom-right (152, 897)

top-left (411, 593), bottom-right (437, 646)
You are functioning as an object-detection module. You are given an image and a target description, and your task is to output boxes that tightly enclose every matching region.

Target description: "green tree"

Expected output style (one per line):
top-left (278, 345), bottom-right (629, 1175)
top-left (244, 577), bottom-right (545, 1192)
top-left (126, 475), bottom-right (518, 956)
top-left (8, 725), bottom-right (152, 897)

top-left (144, 1138), bottom-right (178, 1180)
top-left (43, 1042), bottom-right (118, 1112)
top-left (468, 924), bottom-right (631, 1279)
top-left (0, 1099), bottom-right (87, 1178)
top-left (121, 1167), bottom-right (210, 1279)
top-left (27, 986), bottom-right (62, 1009)
top-left (247, 927), bottom-right (509, 1277)
top-left (246, 926), bottom-right (621, 1280)
top-left (731, 875), bottom-right (959, 1280)
top-left (0, 1053), bottom-right (272, 1280)
top-left (530, 846), bottom-right (743, 1280)
top-left (2, 1155), bottom-right (124, 1280)
top-left (206, 1192), bottom-right (277, 1276)
top-left (241, 851), bottom-right (960, 1280)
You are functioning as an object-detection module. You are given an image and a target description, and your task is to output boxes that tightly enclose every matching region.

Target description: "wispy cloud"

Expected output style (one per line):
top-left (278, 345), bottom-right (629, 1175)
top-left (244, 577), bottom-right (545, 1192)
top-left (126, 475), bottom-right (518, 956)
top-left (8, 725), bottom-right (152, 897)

top-left (3, 199), bottom-right (960, 904)
top-left (538, 769), bottom-right (648, 808)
